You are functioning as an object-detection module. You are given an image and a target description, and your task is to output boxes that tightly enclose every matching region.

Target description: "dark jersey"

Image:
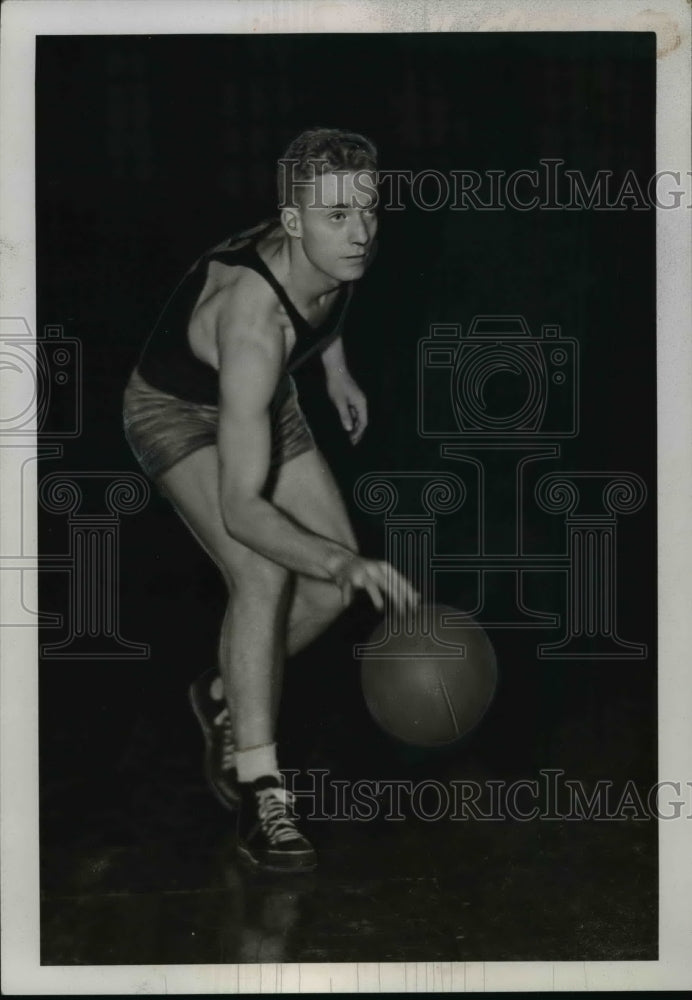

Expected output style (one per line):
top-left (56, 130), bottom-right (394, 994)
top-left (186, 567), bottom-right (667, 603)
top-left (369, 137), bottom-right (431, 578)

top-left (137, 219), bottom-right (353, 406)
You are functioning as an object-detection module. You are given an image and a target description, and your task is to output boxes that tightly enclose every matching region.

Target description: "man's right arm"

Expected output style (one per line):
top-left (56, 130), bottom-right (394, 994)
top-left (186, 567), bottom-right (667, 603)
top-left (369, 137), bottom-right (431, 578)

top-left (216, 288), bottom-right (354, 583)
top-left (215, 278), bottom-right (419, 613)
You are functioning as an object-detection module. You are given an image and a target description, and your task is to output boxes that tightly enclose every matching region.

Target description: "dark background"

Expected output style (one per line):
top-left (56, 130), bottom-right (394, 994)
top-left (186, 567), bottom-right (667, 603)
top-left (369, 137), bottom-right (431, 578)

top-left (37, 32), bottom-right (657, 962)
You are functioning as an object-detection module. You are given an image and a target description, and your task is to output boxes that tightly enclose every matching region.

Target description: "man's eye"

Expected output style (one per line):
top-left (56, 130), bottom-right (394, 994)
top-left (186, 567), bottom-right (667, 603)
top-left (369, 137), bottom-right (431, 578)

top-left (330, 212), bottom-right (346, 221)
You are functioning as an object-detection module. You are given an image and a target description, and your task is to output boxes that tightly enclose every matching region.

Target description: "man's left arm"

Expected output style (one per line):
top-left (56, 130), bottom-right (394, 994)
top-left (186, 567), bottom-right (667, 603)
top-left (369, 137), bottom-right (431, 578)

top-left (322, 334), bottom-right (368, 445)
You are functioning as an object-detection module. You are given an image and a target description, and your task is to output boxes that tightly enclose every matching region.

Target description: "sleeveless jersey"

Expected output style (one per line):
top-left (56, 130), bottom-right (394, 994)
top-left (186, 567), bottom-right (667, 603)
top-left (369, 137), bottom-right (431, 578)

top-left (137, 220), bottom-right (353, 406)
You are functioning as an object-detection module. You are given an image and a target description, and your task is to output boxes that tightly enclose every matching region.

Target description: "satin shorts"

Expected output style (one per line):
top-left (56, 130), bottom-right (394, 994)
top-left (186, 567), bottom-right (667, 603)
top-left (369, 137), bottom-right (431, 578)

top-left (123, 368), bottom-right (315, 482)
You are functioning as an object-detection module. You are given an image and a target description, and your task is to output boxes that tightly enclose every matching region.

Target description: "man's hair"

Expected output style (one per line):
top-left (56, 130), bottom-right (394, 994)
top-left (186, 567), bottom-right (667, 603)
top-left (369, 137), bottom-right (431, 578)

top-left (277, 127), bottom-right (378, 208)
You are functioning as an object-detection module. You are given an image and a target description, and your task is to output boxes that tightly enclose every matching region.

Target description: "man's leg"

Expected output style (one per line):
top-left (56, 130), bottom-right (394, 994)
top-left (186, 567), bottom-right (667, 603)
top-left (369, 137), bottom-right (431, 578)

top-left (159, 446), bottom-right (294, 749)
top-left (159, 443), bottom-right (358, 870)
top-left (161, 444), bottom-right (357, 723)
top-left (273, 445), bottom-right (360, 652)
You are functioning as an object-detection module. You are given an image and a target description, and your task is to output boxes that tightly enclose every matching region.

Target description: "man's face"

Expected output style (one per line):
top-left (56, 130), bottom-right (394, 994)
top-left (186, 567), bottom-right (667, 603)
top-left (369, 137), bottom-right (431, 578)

top-left (290, 169), bottom-right (378, 282)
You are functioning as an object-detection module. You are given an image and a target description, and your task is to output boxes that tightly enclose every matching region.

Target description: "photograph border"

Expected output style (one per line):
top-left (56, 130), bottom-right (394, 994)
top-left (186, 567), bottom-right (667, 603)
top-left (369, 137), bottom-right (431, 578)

top-left (1, 0), bottom-right (690, 993)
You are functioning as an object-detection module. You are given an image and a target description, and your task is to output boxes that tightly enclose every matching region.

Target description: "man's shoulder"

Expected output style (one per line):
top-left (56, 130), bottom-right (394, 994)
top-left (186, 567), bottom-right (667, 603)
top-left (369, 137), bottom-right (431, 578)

top-left (205, 262), bottom-right (281, 335)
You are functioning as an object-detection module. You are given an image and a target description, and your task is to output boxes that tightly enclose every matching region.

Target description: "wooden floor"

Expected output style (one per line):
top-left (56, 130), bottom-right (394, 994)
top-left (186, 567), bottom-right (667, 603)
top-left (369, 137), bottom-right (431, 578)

top-left (39, 604), bottom-right (657, 966)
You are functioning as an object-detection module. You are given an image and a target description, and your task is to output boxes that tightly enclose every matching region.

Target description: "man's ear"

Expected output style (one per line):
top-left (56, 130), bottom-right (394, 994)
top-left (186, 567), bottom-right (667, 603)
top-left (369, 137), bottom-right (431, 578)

top-left (280, 205), bottom-right (303, 238)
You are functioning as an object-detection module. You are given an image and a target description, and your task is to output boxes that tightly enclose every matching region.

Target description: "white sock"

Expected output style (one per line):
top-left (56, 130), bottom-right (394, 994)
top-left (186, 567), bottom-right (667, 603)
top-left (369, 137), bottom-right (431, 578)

top-left (235, 742), bottom-right (280, 784)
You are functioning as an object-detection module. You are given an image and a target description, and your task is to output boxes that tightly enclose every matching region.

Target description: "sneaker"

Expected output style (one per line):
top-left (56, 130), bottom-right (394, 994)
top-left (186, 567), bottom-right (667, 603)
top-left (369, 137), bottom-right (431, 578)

top-left (237, 775), bottom-right (317, 873)
top-left (188, 668), bottom-right (240, 810)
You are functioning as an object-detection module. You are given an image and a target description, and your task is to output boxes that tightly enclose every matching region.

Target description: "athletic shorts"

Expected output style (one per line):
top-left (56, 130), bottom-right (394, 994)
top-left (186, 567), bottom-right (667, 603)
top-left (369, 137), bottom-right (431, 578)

top-left (122, 367), bottom-right (315, 483)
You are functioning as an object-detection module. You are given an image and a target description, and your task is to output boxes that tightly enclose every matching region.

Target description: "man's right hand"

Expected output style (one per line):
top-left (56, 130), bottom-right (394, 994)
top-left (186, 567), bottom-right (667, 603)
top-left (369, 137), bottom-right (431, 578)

top-left (328, 554), bottom-right (420, 615)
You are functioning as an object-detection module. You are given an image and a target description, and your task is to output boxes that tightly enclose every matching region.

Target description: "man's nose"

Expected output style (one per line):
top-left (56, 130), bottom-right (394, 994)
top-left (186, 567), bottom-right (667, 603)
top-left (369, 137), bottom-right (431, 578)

top-left (350, 216), bottom-right (370, 245)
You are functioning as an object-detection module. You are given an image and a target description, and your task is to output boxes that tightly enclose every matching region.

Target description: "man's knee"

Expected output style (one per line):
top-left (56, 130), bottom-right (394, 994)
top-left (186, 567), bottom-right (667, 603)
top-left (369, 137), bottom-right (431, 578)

top-left (346, 531), bottom-right (359, 557)
top-left (332, 521), bottom-right (358, 557)
top-left (301, 579), bottom-right (352, 626)
top-left (226, 552), bottom-right (291, 602)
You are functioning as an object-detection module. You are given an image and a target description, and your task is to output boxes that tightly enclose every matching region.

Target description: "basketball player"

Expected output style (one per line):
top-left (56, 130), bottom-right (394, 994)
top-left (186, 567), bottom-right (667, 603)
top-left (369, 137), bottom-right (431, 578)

top-left (123, 128), bottom-right (419, 872)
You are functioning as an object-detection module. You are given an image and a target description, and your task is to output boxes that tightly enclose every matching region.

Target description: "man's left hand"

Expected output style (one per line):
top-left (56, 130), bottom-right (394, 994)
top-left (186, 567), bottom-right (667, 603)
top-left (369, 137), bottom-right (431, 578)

top-left (327, 371), bottom-right (368, 445)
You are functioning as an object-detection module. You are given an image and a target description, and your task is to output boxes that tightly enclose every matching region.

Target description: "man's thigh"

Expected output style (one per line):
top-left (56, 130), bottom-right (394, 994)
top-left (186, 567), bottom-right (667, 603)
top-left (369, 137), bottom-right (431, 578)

top-left (159, 444), bottom-right (356, 579)
top-left (159, 445), bottom-right (283, 587)
top-left (270, 447), bottom-right (358, 553)
top-left (271, 447), bottom-right (359, 628)
top-left (161, 444), bottom-right (357, 632)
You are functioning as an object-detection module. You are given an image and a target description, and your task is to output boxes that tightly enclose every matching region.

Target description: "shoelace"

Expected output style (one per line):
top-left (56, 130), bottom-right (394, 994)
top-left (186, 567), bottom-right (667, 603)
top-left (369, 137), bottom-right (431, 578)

top-left (256, 787), bottom-right (299, 845)
top-left (213, 707), bottom-right (236, 770)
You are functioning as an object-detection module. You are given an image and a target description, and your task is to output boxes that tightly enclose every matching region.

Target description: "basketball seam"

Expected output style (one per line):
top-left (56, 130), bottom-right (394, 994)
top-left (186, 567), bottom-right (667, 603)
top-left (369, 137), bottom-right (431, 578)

top-left (438, 672), bottom-right (461, 736)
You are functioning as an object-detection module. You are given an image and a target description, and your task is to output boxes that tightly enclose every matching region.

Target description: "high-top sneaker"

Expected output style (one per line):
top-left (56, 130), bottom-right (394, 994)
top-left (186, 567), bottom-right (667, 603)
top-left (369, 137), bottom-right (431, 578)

top-left (188, 669), bottom-right (239, 810)
top-left (237, 775), bottom-right (317, 872)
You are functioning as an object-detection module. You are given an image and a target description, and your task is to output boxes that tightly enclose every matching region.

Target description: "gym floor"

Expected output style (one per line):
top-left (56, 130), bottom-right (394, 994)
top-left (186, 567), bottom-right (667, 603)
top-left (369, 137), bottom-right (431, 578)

top-left (39, 595), bottom-right (657, 966)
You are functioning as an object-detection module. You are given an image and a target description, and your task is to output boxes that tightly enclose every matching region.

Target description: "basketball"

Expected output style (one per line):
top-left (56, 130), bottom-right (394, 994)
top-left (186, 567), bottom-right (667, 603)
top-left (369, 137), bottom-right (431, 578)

top-left (360, 604), bottom-right (498, 747)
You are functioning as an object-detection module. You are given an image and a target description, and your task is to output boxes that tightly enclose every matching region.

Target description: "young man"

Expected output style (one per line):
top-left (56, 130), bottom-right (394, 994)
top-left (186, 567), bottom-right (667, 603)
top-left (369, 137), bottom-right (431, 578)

top-left (123, 127), bottom-right (418, 872)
